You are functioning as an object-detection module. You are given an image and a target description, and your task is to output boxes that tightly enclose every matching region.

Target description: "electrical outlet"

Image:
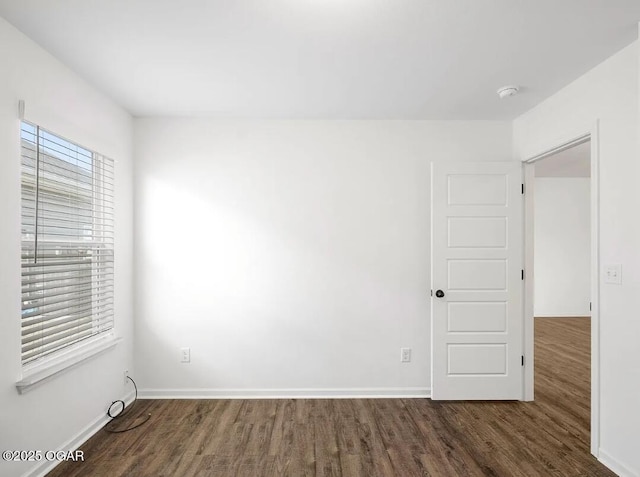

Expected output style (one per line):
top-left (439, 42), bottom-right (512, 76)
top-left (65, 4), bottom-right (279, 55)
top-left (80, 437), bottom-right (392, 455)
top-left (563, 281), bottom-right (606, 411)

top-left (180, 347), bottom-right (191, 363)
top-left (604, 264), bottom-right (622, 284)
top-left (123, 369), bottom-right (129, 385)
top-left (400, 348), bottom-right (412, 363)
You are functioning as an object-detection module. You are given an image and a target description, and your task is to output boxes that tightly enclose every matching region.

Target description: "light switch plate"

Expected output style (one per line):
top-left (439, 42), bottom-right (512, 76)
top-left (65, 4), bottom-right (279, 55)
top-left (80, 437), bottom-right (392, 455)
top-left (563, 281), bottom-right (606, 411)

top-left (604, 264), bottom-right (622, 284)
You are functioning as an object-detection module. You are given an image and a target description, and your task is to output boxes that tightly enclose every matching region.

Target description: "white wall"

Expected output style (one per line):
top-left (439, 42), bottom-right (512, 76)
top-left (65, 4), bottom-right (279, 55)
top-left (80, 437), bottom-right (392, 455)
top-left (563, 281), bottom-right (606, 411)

top-left (514, 41), bottom-right (640, 476)
top-left (534, 178), bottom-right (590, 317)
top-left (134, 119), bottom-right (513, 396)
top-left (0, 18), bottom-right (133, 477)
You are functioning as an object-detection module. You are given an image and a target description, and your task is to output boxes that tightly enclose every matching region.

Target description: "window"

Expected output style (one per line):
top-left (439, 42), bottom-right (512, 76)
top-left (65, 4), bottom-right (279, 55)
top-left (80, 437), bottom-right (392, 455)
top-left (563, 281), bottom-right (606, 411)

top-left (20, 121), bottom-right (114, 367)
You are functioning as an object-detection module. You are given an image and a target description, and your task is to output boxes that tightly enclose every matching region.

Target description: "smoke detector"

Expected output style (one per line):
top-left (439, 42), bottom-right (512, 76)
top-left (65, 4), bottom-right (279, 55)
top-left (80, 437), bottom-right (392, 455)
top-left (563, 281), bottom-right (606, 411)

top-left (497, 85), bottom-right (519, 99)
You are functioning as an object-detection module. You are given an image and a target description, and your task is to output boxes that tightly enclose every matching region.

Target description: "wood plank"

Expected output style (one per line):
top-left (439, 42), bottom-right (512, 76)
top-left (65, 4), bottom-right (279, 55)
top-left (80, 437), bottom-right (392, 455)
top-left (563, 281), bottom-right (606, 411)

top-left (47, 317), bottom-right (614, 477)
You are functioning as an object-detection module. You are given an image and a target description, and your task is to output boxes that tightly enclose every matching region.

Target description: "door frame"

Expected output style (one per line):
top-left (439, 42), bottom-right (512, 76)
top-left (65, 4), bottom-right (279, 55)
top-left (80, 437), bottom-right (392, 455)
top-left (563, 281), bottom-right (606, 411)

top-left (521, 121), bottom-right (600, 457)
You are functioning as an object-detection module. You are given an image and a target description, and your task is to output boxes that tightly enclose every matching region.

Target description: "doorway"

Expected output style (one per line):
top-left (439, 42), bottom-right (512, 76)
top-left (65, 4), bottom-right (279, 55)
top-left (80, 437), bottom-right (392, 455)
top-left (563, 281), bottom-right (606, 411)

top-left (523, 129), bottom-right (600, 456)
top-left (534, 140), bottom-right (591, 319)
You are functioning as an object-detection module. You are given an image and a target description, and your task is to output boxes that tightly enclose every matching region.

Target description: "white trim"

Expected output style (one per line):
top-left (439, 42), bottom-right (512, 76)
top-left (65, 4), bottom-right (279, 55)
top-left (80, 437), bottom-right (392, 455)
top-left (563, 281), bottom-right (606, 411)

top-left (22, 390), bottom-right (135, 477)
top-left (521, 120), bottom-right (600, 457)
top-left (16, 336), bottom-right (121, 394)
top-left (522, 161), bottom-right (535, 402)
top-left (598, 449), bottom-right (639, 477)
top-left (525, 134), bottom-right (591, 163)
top-left (138, 387), bottom-right (431, 400)
top-left (518, 120), bottom-right (595, 162)
top-left (589, 125), bottom-right (601, 458)
top-left (533, 314), bottom-right (592, 318)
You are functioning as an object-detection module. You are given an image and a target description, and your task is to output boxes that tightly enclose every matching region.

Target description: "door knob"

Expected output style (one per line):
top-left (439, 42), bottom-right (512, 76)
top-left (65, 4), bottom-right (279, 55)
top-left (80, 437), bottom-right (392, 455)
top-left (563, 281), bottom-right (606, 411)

top-left (435, 290), bottom-right (445, 298)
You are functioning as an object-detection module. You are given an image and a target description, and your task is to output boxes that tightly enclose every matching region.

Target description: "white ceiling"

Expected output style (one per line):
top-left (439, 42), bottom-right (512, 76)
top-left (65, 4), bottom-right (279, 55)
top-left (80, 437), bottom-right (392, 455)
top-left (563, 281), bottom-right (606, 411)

top-left (535, 141), bottom-right (591, 178)
top-left (0, 1), bottom-right (639, 119)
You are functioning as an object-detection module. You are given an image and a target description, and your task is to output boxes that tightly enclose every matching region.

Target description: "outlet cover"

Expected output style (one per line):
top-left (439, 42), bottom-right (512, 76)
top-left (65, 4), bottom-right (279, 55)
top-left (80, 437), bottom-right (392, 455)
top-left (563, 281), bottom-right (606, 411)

top-left (604, 264), bottom-right (622, 284)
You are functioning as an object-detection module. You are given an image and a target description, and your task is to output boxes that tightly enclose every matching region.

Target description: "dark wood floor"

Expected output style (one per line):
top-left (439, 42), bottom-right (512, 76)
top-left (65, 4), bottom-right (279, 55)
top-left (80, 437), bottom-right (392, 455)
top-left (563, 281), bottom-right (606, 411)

top-left (49, 317), bottom-right (613, 476)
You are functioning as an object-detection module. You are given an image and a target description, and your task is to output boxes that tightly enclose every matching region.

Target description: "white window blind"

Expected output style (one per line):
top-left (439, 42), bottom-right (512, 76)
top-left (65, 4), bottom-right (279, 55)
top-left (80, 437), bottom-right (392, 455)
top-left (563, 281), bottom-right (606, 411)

top-left (20, 121), bottom-right (114, 366)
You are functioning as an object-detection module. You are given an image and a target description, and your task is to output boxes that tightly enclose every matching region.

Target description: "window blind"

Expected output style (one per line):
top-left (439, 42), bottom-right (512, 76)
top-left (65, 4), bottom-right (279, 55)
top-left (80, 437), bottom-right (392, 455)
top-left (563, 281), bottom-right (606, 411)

top-left (20, 121), bottom-right (114, 366)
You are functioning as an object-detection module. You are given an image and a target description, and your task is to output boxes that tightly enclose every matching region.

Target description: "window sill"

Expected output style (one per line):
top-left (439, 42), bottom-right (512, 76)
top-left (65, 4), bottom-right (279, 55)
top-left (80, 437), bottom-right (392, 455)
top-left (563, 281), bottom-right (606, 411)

top-left (16, 335), bottom-right (122, 394)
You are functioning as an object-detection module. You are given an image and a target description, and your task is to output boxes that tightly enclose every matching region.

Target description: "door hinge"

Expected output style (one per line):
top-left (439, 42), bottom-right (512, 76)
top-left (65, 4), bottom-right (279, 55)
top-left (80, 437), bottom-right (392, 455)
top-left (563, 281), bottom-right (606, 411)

top-left (521, 355), bottom-right (525, 366)
top-left (590, 301), bottom-right (592, 311)
top-left (521, 183), bottom-right (525, 194)
top-left (521, 269), bottom-right (524, 280)
top-left (430, 289), bottom-right (433, 297)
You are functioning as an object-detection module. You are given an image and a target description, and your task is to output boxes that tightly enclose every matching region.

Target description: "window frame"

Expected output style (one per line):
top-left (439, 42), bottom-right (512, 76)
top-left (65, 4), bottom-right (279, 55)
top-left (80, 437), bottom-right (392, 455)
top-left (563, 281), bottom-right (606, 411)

top-left (16, 121), bottom-right (118, 392)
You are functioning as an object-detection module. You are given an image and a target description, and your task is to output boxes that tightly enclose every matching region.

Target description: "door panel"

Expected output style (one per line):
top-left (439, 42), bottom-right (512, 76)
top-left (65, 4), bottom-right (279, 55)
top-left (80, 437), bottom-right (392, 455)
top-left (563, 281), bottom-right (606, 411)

top-left (448, 260), bottom-right (507, 290)
top-left (448, 217), bottom-right (507, 248)
top-left (448, 174), bottom-right (508, 205)
top-left (447, 302), bottom-right (507, 332)
top-left (432, 162), bottom-right (523, 400)
top-left (448, 344), bottom-right (507, 375)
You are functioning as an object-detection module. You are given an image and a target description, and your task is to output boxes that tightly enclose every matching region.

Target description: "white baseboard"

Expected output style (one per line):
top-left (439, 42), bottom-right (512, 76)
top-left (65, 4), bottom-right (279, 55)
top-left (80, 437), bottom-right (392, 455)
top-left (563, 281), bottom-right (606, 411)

top-left (138, 387), bottom-right (431, 399)
top-left (534, 314), bottom-right (591, 318)
top-left (599, 449), bottom-right (639, 477)
top-left (23, 390), bottom-right (135, 477)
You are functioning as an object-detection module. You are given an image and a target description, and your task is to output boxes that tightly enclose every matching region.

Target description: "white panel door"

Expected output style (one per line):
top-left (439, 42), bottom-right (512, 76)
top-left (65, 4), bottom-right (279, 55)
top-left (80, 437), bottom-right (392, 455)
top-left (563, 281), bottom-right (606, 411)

top-left (431, 162), bottom-right (523, 400)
